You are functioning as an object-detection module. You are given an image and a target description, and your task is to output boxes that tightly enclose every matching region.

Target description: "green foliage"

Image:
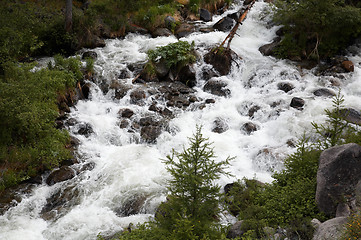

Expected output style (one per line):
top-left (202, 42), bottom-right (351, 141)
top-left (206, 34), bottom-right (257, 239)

top-left (148, 41), bottom-right (197, 70)
top-left (135, 3), bottom-right (176, 29)
top-left (226, 94), bottom-right (361, 238)
top-left (0, 2), bottom-right (45, 65)
top-left (226, 141), bottom-right (325, 239)
top-left (85, 57), bottom-right (95, 75)
top-left (273, 0), bottom-right (361, 59)
top-left (158, 126), bottom-right (233, 239)
top-left (311, 92), bottom-right (354, 150)
top-left (0, 56), bottom-right (79, 191)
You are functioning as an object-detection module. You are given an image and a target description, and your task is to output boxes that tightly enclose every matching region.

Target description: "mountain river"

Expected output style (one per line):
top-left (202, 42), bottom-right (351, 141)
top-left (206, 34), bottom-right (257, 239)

top-left (1, 1), bottom-right (361, 239)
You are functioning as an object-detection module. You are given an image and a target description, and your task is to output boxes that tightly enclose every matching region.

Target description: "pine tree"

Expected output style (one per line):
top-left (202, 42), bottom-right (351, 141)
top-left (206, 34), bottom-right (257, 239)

top-left (156, 126), bottom-right (233, 239)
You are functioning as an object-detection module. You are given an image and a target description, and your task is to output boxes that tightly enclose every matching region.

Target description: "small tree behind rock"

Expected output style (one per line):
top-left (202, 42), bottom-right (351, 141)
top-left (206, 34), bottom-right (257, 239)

top-left (157, 126), bottom-right (233, 239)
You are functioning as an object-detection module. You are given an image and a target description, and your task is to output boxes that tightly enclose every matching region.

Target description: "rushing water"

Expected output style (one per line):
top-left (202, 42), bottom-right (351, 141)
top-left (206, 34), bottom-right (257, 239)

top-left (1, 1), bottom-right (361, 239)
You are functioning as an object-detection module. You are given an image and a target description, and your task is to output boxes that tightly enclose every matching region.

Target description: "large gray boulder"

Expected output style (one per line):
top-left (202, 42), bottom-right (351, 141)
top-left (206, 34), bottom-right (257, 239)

top-left (316, 143), bottom-right (361, 216)
top-left (312, 217), bottom-right (347, 240)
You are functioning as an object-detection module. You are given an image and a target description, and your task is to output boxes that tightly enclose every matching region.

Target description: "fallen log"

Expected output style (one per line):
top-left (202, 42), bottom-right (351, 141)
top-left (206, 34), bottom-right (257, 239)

top-left (214, 0), bottom-right (256, 53)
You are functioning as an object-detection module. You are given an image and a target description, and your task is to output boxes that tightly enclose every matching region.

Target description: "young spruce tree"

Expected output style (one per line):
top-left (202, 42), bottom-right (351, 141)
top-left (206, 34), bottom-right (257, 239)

top-left (156, 126), bottom-right (233, 239)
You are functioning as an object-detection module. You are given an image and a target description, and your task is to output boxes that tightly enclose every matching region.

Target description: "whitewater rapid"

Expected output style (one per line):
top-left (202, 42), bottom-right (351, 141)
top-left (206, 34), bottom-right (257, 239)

top-left (1, 1), bottom-right (361, 239)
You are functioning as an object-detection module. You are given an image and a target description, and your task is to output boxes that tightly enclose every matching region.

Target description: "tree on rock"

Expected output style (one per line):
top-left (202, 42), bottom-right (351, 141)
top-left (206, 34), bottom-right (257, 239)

top-left (157, 126), bottom-right (233, 239)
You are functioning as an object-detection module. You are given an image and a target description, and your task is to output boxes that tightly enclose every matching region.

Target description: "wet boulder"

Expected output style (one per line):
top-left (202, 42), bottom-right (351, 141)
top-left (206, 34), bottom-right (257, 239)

top-left (0, 183), bottom-right (35, 215)
top-left (212, 118), bottom-right (229, 133)
top-left (341, 60), bottom-right (354, 72)
top-left (316, 143), bottom-right (361, 216)
top-left (82, 51), bottom-right (97, 60)
top-left (139, 116), bottom-right (160, 126)
top-left (204, 48), bottom-right (239, 76)
top-left (115, 194), bottom-right (147, 217)
top-left (259, 37), bottom-right (281, 56)
top-left (118, 108), bottom-right (134, 118)
top-left (213, 16), bottom-right (235, 32)
top-left (241, 122), bottom-right (258, 134)
top-left (130, 89), bottom-right (147, 105)
top-left (340, 108), bottom-right (361, 126)
top-left (118, 69), bottom-right (132, 79)
top-left (277, 82), bottom-right (294, 93)
top-left (202, 66), bottom-right (220, 80)
top-left (177, 64), bottom-right (197, 87)
top-left (154, 60), bottom-right (169, 79)
top-left (77, 122), bottom-right (94, 137)
top-left (203, 79), bottom-right (231, 97)
top-left (46, 166), bottom-right (76, 186)
top-left (109, 80), bottom-right (131, 100)
top-left (227, 11), bottom-right (240, 21)
top-left (152, 28), bottom-right (173, 38)
top-left (199, 8), bottom-right (212, 22)
top-left (290, 97), bottom-right (305, 110)
top-left (248, 105), bottom-right (261, 118)
top-left (41, 185), bottom-right (80, 220)
top-left (81, 82), bottom-right (92, 99)
top-left (313, 88), bottom-right (336, 97)
top-left (141, 125), bottom-right (162, 143)
top-left (205, 98), bottom-right (216, 104)
top-left (175, 23), bottom-right (195, 38)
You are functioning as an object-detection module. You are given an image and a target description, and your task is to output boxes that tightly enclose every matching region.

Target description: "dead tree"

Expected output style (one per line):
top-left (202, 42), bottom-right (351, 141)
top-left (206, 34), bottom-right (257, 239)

top-left (214, 0), bottom-right (256, 53)
top-left (65, 0), bottom-right (73, 33)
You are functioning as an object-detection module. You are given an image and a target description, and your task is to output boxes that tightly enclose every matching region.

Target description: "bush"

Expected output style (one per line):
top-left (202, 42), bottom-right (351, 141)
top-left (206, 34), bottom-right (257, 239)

top-left (0, 56), bottom-right (79, 191)
top-left (273, 0), bottom-right (361, 59)
top-left (227, 141), bottom-right (325, 239)
top-left (147, 41), bottom-right (197, 70)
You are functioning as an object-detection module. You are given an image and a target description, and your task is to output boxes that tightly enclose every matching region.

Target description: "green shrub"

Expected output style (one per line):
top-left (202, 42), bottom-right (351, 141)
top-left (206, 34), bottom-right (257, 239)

top-left (147, 41), bottom-right (197, 70)
top-left (273, 0), bottom-right (361, 59)
top-left (0, 57), bottom-right (79, 191)
top-left (226, 141), bottom-right (325, 239)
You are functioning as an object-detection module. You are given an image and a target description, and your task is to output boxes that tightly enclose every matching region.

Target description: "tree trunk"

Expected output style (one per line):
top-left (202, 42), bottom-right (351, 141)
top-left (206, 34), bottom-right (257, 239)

top-left (65, 0), bottom-right (72, 33)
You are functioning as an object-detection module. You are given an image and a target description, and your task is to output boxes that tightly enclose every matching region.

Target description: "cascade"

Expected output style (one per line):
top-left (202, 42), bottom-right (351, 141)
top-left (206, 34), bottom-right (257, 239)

top-left (1, 1), bottom-right (361, 239)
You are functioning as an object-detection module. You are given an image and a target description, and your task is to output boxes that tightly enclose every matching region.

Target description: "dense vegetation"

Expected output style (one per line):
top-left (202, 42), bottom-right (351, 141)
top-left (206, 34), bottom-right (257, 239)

top-left (272, 0), bottom-right (361, 60)
top-left (225, 94), bottom-right (361, 239)
top-left (0, 0), bottom-right (229, 69)
top-left (0, 56), bottom-right (82, 191)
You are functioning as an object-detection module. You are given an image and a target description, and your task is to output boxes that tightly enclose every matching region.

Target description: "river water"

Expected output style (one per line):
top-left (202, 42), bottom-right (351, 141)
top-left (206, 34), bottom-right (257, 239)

top-left (1, 1), bottom-right (361, 239)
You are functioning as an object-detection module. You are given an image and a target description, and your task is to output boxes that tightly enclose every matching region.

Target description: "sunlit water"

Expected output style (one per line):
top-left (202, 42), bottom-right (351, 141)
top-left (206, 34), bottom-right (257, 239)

top-left (1, 1), bottom-right (361, 239)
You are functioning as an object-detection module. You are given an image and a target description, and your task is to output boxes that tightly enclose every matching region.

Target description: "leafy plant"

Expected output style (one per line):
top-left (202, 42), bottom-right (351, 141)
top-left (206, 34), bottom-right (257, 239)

top-left (147, 41), bottom-right (197, 70)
